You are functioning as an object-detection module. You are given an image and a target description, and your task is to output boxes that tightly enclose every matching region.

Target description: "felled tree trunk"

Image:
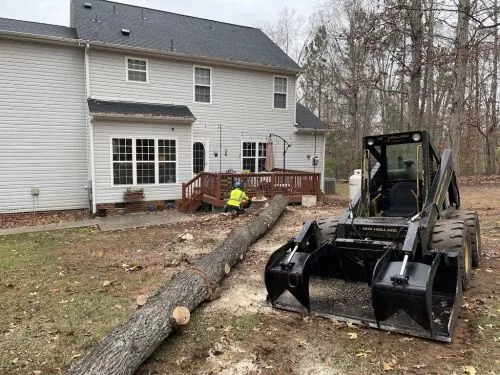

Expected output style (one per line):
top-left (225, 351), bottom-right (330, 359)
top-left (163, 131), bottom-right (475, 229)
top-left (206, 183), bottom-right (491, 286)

top-left (69, 195), bottom-right (288, 375)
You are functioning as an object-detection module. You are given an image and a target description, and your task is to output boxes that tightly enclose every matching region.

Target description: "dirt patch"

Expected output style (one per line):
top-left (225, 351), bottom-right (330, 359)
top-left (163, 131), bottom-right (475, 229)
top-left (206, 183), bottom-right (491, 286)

top-left (1, 186), bottom-right (499, 374)
top-left (137, 185), bottom-right (500, 375)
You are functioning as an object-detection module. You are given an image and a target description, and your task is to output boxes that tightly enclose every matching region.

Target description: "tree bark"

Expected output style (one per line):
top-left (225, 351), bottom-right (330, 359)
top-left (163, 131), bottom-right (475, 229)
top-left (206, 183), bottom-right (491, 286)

top-left (450, 0), bottom-right (471, 173)
top-left (487, 0), bottom-right (498, 175)
top-left (69, 195), bottom-right (289, 375)
top-left (408, 0), bottom-right (423, 130)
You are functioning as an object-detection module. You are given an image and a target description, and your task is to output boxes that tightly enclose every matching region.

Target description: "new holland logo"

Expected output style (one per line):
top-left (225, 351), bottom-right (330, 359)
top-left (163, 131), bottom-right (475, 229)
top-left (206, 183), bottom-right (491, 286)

top-left (361, 227), bottom-right (398, 233)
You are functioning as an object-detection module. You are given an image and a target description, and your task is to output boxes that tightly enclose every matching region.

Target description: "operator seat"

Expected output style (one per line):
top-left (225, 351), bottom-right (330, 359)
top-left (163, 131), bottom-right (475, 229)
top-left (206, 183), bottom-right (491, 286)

top-left (383, 182), bottom-right (418, 217)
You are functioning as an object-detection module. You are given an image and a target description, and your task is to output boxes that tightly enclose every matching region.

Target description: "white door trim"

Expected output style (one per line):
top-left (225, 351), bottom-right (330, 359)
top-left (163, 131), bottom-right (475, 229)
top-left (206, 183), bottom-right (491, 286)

top-left (193, 139), bottom-right (209, 175)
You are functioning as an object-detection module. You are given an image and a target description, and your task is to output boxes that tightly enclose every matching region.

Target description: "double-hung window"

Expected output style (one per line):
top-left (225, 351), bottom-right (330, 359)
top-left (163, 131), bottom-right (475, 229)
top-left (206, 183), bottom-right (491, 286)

top-left (112, 139), bottom-right (133, 185)
top-left (194, 66), bottom-right (211, 103)
top-left (127, 58), bottom-right (148, 83)
top-left (111, 138), bottom-right (177, 185)
top-left (136, 139), bottom-right (155, 184)
top-left (273, 76), bottom-right (287, 109)
top-left (158, 140), bottom-right (177, 183)
top-left (242, 142), bottom-right (267, 172)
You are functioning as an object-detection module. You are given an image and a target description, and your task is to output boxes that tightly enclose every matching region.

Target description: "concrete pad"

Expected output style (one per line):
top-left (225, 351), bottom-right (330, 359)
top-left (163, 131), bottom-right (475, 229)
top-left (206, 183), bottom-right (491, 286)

top-left (94, 210), bottom-right (193, 232)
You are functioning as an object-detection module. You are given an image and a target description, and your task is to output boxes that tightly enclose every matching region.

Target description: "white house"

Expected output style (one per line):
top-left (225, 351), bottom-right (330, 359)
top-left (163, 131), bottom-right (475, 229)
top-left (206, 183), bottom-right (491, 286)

top-left (0, 0), bottom-right (328, 215)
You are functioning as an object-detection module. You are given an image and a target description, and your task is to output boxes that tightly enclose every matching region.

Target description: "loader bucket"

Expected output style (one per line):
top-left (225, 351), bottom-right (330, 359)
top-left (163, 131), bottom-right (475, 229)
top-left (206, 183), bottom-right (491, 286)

top-left (265, 245), bottom-right (462, 341)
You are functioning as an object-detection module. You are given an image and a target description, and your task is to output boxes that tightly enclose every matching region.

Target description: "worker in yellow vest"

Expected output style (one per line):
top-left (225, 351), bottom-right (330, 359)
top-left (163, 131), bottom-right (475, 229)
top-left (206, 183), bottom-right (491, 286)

top-left (224, 181), bottom-right (251, 213)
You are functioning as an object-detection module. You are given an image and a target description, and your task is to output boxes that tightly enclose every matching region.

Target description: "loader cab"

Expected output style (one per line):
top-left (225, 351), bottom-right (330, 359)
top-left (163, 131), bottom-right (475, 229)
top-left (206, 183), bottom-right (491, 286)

top-left (361, 131), bottom-right (438, 218)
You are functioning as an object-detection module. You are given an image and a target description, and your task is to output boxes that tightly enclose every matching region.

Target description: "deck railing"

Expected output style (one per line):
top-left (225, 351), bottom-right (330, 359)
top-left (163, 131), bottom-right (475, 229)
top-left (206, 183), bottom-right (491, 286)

top-left (181, 171), bottom-right (321, 210)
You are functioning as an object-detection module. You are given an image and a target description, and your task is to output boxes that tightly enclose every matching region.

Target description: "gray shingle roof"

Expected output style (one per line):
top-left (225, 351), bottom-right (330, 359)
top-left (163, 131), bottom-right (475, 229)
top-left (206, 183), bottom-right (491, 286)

top-left (0, 17), bottom-right (77, 39)
top-left (88, 99), bottom-right (195, 120)
top-left (296, 103), bottom-right (328, 130)
top-left (71, 0), bottom-right (300, 71)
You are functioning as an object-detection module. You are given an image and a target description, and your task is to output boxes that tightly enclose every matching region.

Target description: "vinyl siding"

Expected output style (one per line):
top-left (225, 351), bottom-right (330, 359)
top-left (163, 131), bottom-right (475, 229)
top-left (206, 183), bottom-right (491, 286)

top-left (89, 50), bottom-right (325, 179)
top-left (92, 121), bottom-right (192, 203)
top-left (0, 39), bottom-right (88, 213)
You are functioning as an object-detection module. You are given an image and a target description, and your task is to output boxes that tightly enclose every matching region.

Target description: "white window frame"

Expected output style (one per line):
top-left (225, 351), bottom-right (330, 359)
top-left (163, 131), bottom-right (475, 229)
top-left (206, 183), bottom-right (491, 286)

top-left (192, 139), bottom-right (209, 175)
top-left (109, 136), bottom-right (178, 186)
top-left (272, 75), bottom-right (288, 110)
top-left (241, 140), bottom-right (267, 173)
top-left (193, 65), bottom-right (212, 104)
top-left (158, 139), bottom-right (178, 184)
top-left (135, 138), bottom-right (156, 185)
top-left (111, 138), bottom-right (134, 186)
top-left (125, 57), bottom-right (149, 84)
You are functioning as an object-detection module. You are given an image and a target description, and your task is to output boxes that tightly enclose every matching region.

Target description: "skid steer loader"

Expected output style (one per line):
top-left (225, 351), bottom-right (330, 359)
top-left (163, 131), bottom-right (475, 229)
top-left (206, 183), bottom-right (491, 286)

top-left (264, 131), bottom-right (481, 341)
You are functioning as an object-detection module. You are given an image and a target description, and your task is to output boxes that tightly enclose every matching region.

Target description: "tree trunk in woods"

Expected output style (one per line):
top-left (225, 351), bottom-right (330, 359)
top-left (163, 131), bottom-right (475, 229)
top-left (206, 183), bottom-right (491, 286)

top-left (487, 0), bottom-right (498, 175)
top-left (408, 0), bottom-right (423, 130)
top-left (450, 0), bottom-right (470, 173)
top-left (68, 195), bottom-right (289, 375)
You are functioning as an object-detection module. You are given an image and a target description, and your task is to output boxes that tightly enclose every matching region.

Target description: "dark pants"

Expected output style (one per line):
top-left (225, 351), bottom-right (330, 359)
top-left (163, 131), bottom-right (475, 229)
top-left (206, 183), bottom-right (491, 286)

top-left (224, 204), bottom-right (245, 214)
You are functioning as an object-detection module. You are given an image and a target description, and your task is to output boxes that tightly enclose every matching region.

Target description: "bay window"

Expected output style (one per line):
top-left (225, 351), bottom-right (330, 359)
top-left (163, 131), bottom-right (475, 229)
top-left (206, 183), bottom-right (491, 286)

top-left (111, 138), bottom-right (177, 185)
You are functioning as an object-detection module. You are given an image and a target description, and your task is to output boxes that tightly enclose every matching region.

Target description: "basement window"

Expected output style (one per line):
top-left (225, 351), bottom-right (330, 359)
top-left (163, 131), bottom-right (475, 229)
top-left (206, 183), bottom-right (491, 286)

top-left (126, 57), bottom-right (148, 83)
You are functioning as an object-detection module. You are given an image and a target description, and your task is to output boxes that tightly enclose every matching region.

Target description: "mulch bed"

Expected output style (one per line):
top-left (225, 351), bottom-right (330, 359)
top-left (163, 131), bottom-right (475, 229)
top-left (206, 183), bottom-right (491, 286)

top-left (0, 209), bottom-right (90, 229)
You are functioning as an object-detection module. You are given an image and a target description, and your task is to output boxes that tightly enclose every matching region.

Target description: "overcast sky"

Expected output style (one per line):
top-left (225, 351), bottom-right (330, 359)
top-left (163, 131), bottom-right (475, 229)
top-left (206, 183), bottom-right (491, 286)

top-left (0, 0), bottom-right (315, 28)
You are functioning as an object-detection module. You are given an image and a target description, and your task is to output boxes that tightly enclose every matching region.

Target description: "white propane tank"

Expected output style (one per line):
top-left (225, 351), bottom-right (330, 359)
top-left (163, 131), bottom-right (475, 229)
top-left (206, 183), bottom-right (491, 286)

top-left (349, 169), bottom-right (362, 200)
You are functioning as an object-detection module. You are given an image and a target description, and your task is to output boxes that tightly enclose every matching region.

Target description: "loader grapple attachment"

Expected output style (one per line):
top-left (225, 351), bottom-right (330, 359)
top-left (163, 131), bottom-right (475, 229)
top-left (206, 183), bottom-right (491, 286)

top-left (265, 245), bottom-right (462, 341)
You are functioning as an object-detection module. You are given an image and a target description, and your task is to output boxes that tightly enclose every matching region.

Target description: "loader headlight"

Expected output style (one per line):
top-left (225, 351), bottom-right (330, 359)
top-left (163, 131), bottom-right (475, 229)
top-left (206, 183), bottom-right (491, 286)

top-left (412, 132), bottom-right (421, 142)
top-left (367, 138), bottom-right (375, 146)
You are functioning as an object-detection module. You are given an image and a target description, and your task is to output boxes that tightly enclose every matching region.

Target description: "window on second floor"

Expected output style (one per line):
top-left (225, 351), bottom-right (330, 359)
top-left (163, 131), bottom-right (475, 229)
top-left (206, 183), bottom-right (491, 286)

top-left (194, 66), bottom-right (211, 103)
top-left (127, 57), bottom-right (148, 83)
top-left (273, 76), bottom-right (287, 109)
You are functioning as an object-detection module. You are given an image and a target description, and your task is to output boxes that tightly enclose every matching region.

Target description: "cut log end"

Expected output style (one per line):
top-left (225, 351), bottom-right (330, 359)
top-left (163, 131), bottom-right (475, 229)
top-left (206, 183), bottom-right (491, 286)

top-left (172, 306), bottom-right (190, 326)
top-left (69, 195), bottom-right (288, 375)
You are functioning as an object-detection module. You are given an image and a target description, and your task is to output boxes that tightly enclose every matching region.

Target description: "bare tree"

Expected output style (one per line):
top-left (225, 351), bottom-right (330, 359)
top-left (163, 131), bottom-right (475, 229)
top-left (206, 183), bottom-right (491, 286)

top-left (449, 0), bottom-right (472, 170)
top-left (257, 7), bottom-right (307, 62)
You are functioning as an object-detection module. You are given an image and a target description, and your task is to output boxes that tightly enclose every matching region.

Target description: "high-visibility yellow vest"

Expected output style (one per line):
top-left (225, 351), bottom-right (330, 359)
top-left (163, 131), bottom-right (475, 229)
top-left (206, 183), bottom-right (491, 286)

top-left (227, 188), bottom-right (249, 207)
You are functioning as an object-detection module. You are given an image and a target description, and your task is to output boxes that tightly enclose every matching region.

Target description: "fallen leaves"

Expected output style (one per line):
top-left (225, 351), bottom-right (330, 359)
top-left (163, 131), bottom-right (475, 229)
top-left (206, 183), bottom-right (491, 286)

top-left (121, 264), bottom-right (143, 272)
top-left (382, 362), bottom-right (393, 371)
top-left (356, 350), bottom-right (372, 358)
top-left (348, 332), bottom-right (358, 339)
top-left (462, 365), bottom-right (476, 375)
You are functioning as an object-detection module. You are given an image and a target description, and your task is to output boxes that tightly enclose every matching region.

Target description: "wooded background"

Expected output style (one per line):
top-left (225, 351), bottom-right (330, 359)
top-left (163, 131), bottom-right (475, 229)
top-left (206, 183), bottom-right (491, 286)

top-left (259, 0), bottom-right (499, 178)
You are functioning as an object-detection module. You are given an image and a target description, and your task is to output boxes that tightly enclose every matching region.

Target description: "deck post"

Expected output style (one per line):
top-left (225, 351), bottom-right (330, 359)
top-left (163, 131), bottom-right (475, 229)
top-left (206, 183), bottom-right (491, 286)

top-left (216, 173), bottom-right (222, 206)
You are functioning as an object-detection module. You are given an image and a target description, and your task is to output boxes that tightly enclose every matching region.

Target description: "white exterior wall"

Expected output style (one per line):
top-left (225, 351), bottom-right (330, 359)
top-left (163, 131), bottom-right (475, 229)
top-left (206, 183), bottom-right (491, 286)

top-left (89, 50), bottom-right (324, 178)
top-left (0, 39), bottom-right (88, 213)
top-left (92, 121), bottom-right (192, 204)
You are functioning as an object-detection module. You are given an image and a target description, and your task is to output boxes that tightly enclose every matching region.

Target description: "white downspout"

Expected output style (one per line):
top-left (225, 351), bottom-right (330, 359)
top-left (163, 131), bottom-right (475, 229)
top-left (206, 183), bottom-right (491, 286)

top-left (84, 43), bottom-right (97, 214)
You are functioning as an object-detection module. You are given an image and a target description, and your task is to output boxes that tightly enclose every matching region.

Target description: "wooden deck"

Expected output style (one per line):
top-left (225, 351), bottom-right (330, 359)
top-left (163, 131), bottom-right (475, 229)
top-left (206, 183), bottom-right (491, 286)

top-left (179, 171), bottom-right (321, 212)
